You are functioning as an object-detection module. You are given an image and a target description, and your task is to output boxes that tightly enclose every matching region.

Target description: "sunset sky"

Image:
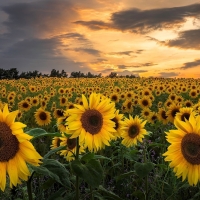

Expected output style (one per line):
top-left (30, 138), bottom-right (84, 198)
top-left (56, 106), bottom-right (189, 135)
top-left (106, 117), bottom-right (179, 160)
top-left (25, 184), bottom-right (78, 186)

top-left (0, 0), bottom-right (200, 78)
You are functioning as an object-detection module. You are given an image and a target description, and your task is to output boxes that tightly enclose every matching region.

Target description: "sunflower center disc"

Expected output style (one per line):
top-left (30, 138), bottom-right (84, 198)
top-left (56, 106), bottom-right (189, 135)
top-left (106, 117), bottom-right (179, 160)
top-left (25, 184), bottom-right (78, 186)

top-left (112, 117), bottom-right (119, 130)
top-left (181, 133), bottom-right (200, 164)
top-left (181, 113), bottom-right (190, 121)
top-left (0, 122), bottom-right (19, 162)
top-left (39, 112), bottom-right (47, 120)
top-left (67, 138), bottom-right (76, 150)
top-left (128, 125), bottom-right (139, 138)
top-left (81, 109), bottom-right (103, 135)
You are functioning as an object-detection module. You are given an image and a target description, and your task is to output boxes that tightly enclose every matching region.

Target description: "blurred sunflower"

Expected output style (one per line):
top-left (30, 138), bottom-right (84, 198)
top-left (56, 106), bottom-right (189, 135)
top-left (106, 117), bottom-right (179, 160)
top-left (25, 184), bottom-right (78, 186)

top-left (166, 103), bottom-right (181, 123)
top-left (53, 108), bottom-right (64, 119)
top-left (157, 108), bottom-right (168, 124)
top-left (59, 137), bottom-right (85, 161)
top-left (175, 107), bottom-right (194, 122)
top-left (34, 107), bottom-right (52, 126)
top-left (123, 99), bottom-right (134, 113)
top-left (189, 89), bottom-right (198, 99)
top-left (31, 97), bottom-right (39, 107)
top-left (140, 108), bottom-right (152, 119)
top-left (59, 96), bottom-right (68, 107)
top-left (51, 137), bottom-right (62, 150)
top-left (18, 100), bottom-right (31, 112)
top-left (163, 113), bottom-right (200, 186)
top-left (110, 93), bottom-right (120, 103)
top-left (66, 93), bottom-right (116, 152)
top-left (0, 104), bottom-right (42, 191)
top-left (139, 96), bottom-right (152, 109)
top-left (184, 100), bottom-right (193, 108)
top-left (111, 110), bottom-right (125, 140)
top-left (121, 115), bottom-right (147, 147)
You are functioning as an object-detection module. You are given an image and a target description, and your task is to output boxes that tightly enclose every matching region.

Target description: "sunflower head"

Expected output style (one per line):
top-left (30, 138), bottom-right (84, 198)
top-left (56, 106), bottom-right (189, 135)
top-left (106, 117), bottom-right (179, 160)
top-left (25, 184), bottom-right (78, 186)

top-left (66, 93), bottom-right (116, 152)
top-left (0, 104), bottom-right (42, 191)
top-left (163, 113), bottom-right (200, 186)
top-left (121, 115), bottom-right (147, 147)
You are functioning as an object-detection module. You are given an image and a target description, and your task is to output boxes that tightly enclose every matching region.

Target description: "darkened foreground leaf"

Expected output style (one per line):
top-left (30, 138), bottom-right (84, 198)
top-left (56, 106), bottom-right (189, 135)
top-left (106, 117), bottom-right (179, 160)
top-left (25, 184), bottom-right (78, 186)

top-left (26, 128), bottom-right (61, 139)
top-left (70, 159), bottom-right (103, 188)
top-left (134, 162), bottom-right (154, 178)
top-left (30, 159), bottom-right (71, 188)
top-left (97, 185), bottom-right (123, 200)
top-left (43, 145), bottom-right (66, 159)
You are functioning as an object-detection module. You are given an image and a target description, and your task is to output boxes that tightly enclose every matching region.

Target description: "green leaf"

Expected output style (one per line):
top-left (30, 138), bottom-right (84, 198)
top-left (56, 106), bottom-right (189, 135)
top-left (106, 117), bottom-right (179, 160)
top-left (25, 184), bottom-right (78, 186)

top-left (26, 128), bottom-right (61, 139)
top-left (132, 190), bottom-right (145, 200)
top-left (71, 159), bottom-right (103, 188)
top-left (94, 155), bottom-right (111, 161)
top-left (47, 187), bottom-right (67, 200)
top-left (31, 159), bottom-right (71, 188)
top-left (134, 162), bottom-right (154, 178)
top-left (43, 145), bottom-right (66, 159)
top-left (80, 152), bottom-right (95, 163)
top-left (115, 171), bottom-right (135, 182)
top-left (98, 185), bottom-right (123, 200)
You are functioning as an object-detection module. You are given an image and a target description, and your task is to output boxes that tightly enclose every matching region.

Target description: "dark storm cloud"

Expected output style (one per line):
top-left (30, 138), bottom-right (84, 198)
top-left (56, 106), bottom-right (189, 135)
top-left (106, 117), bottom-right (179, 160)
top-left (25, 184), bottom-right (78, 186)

top-left (161, 29), bottom-right (200, 50)
top-left (0, 37), bottom-right (94, 74)
top-left (74, 4), bottom-right (200, 34)
top-left (180, 59), bottom-right (200, 69)
top-left (1, 0), bottom-right (79, 37)
top-left (158, 72), bottom-right (180, 78)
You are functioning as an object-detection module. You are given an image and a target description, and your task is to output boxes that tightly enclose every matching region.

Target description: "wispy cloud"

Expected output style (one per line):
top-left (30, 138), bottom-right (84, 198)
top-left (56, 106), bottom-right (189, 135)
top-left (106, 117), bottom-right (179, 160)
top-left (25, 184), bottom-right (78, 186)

top-left (180, 59), bottom-right (200, 69)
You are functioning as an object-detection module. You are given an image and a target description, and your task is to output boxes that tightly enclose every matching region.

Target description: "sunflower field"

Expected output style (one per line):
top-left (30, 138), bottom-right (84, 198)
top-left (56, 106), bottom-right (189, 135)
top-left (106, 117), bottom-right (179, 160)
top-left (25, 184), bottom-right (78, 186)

top-left (1, 77), bottom-right (200, 200)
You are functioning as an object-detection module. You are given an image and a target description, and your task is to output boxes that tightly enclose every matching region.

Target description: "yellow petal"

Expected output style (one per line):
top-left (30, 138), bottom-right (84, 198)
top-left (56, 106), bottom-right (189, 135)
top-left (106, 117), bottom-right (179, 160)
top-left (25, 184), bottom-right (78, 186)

top-left (7, 158), bottom-right (18, 187)
top-left (5, 110), bottom-right (18, 126)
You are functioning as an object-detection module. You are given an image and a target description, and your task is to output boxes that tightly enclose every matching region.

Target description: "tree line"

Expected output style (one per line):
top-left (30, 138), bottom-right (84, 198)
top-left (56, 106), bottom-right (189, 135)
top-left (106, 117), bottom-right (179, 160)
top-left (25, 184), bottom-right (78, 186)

top-left (0, 68), bottom-right (136, 79)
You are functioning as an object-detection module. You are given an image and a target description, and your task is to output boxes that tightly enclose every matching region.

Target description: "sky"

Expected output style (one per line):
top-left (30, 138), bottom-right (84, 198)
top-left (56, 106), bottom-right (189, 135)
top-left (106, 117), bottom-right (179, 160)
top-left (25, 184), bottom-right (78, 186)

top-left (0, 0), bottom-right (200, 78)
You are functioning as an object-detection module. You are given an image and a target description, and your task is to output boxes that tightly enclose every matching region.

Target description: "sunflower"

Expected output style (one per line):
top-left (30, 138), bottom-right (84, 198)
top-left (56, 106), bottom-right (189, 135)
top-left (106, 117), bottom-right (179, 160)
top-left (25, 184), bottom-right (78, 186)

top-left (53, 109), bottom-right (64, 119)
top-left (157, 108), bottom-right (168, 124)
top-left (123, 99), bottom-right (134, 113)
top-left (111, 110), bottom-right (125, 140)
top-left (18, 100), bottom-right (31, 112)
top-left (184, 100), bottom-right (193, 108)
top-left (139, 96), bottom-right (152, 109)
top-left (50, 137), bottom-right (62, 150)
top-left (59, 96), bottom-right (68, 107)
top-left (31, 97), bottom-right (39, 107)
top-left (147, 112), bottom-right (158, 124)
top-left (121, 115), bottom-right (147, 147)
top-left (175, 107), bottom-right (194, 122)
top-left (189, 89), bottom-right (198, 99)
top-left (57, 112), bottom-right (69, 133)
top-left (59, 137), bottom-right (85, 161)
top-left (163, 113), bottom-right (200, 186)
top-left (66, 93), bottom-right (116, 152)
top-left (34, 107), bottom-right (52, 126)
top-left (166, 103), bottom-right (181, 123)
top-left (0, 104), bottom-right (42, 191)
top-left (140, 108), bottom-right (152, 119)
top-left (110, 93), bottom-right (120, 103)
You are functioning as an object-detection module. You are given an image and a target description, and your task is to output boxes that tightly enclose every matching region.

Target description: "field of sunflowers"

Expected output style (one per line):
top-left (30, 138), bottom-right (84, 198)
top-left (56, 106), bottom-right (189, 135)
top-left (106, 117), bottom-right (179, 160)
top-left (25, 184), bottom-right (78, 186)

top-left (1, 76), bottom-right (200, 200)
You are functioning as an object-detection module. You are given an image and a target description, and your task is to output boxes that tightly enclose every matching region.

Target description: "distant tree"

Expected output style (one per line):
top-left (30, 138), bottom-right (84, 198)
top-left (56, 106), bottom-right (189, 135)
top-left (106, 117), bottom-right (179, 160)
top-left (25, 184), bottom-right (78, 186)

top-left (108, 72), bottom-right (117, 78)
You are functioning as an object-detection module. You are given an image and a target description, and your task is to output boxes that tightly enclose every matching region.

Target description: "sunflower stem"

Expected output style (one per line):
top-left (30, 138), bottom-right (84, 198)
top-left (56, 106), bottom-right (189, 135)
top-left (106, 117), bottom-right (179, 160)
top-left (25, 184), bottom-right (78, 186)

top-left (75, 137), bottom-right (80, 200)
top-left (27, 172), bottom-right (34, 200)
top-left (90, 186), bottom-right (94, 200)
top-left (143, 144), bottom-right (148, 200)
